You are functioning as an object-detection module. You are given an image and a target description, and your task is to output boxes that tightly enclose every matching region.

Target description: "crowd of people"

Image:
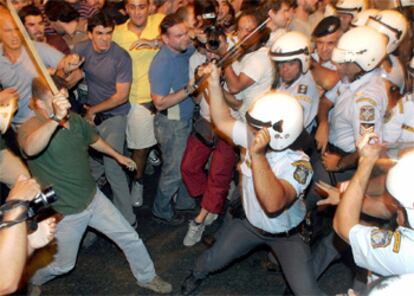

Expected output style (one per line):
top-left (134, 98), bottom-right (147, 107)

top-left (0, 0), bottom-right (414, 295)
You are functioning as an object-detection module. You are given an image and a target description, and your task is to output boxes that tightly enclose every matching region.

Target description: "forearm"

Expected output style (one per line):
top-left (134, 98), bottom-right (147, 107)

top-left (223, 91), bottom-right (242, 110)
top-left (362, 194), bottom-right (395, 220)
top-left (22, 120), bottom-right (60, 157)
top-left (152, 88), bottom-right (189, 111)
top-left (337, 151), bottom-right (359, 171)
top-left (0, 208), bottom-right (28, 294)
top-left (317, 97), bottom-right (333, 125)
top-left (88, 94), bottom-right (128, 114)
top-left (251, 154), bottom-right (288, 214)
top-left (208, 78), bottom-right (234, 132)
top-left (223, 66), bottom-right (244, 94)
top-left (89, 137), bottom-right (122, 161)
top-left (334, 158), bottom-right (377, 242)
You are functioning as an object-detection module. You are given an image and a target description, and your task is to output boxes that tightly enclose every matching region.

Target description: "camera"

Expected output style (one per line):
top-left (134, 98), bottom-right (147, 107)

top-left (204, 25), bottom-right (225, 51)
top-left (26, 186), bottom-right (57, 219)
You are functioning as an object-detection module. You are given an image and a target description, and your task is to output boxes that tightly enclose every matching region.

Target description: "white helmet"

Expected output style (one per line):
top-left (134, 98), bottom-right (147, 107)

top-left (245, 91), bottom-right (303, 151)
top-left (332, 26), bottom-right (387, 72)
top-left (335, 0), bottom-right (367, 17)
top-left (270, 31), bottom-right (311, 73)
top-left (386, 152), bottom-right (414, 227)
top-left (367, 10), bottom-right (408, 54)
top-left (351, 9), bottom-right (379, 27)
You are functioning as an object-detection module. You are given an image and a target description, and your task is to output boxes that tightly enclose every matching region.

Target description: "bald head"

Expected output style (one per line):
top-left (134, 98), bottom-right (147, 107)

top-left (0, 8), bottom-right (23, 51)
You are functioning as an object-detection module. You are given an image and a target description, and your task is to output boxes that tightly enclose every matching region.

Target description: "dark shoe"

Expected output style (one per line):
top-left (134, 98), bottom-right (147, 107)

top-left (181, 273), bottom-right (203, 296)
top-left (152, 213), bottom-right (185, 225)
top-left (202, 234), bottom-right (216, 248)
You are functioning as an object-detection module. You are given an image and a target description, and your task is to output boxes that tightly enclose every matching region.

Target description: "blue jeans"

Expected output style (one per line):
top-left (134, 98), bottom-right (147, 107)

top-left (31, 189), bottom-right (156, 285)
top-left (152, 114), bottom-right (195, 220)
top-left (89, 115), bottom-right (135, 225)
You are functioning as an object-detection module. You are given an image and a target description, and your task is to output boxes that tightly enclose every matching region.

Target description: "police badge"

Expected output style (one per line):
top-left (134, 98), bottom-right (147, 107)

top-left (360, 105), bottom-right (375, 122)
top-left (370, 229), bottom-right (393, 248)
top-left (292, 160), bottom-right (312, 185)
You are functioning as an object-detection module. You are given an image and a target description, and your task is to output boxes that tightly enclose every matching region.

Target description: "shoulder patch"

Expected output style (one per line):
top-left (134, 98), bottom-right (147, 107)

top-left (291, 160), bottom-right (312, 185)
top-left (298, 84), bottom-right (308, 95)
top-left (360, 105), bottom-right (375, 122)
top-left (356, 97), bottom-right (378, 107)
top-left (370, 229), bottom-right (393, 249)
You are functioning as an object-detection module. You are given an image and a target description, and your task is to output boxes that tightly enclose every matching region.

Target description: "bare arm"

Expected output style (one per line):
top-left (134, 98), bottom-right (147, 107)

top-left (0, 177), bottom-right (41, 295)
top-left (85, 82), bottom-right (131, 121)
top-left (206, 64), bottom-right (236, 140)
top-left (222, 66), bottom-right (255, 94)
top-left (152, 86), bottom-right (192, 111)
top-left (250, 129), bottom-right (298, 215)
top-left (333, 133), bottom-right (383, 243)
top-left (315, 96), bottom-right (333, 153)
top-left (223, 90), bottom-right (242, 110)
top-left (311, 62), bottom-right (340, 91)
top-left (89, 137), bottom-right (136, 171)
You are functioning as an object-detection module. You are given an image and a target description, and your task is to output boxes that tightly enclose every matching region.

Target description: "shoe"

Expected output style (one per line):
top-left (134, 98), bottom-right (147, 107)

top-left (202, 234), bottom-right (216, 248)
top-left (181, 273), bottom-right (203, 296)
top-left (131, 181), bottom-right (143, 207)
top-left (27, 284), bottom-right (42, 296)
top-left (152, 213), bottom-right (185, 225)
top-left (148, 149), bottom-right (162, 167)
top-left (183, 220), bottom-right (205, 247)
top-left (204, 213), bottom-right (218, 226)
top-left (138, 275), bottom-right (172, 294)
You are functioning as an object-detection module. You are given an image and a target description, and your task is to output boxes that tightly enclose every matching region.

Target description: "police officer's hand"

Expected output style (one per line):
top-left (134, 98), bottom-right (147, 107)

top-left (357, 132), bottom-right (383, 161)
top-left (7, 175), bottom-right (41, 202)
top-left (52, 89), bottom-right (70, 121)
top-left (250, 128), bottom-right (270, 156)
top-left (315, 181), bottom-right (340, 206)
top-left (321, 152), bottom-right (341, 172)
top-left (315, 121), bottom-right (329, 153)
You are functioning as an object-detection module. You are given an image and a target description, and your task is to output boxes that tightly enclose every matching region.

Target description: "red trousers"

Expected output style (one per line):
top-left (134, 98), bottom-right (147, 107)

top-left (181, 134), bottom-right (236, 213)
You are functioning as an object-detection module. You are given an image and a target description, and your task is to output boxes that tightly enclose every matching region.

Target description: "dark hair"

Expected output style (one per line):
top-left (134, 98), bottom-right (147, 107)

top-left (263, 0), bottom-right (291, 13)
top-left (160, 13), bottom-right (184, 35)
top-left (44, 1), bottom-right (80, 23)
top-left (19, 4), bottom-right (42, 23)
top-left (32, 76), bottom-right (68, 102)
top-left (236, 10), bottom-right (270, 48)
top-left (87, 11), bottom-right (115, 33)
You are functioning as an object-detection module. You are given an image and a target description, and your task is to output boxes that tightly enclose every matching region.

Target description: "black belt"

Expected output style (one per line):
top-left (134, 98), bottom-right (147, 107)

top-left (251, 221), bottom-right (302, 238)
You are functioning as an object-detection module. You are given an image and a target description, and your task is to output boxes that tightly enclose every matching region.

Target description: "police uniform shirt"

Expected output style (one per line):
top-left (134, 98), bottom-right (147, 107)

top-left (277, 71), bottom-right (320, 131)
top-left (232, 121), bottom-right (313, 233)
top-left (328, 69), bottom-right (388, 153)
top-left (383, 94), bottom-right (414, 143)
top-left (349, 224), bottom-right (414, 276)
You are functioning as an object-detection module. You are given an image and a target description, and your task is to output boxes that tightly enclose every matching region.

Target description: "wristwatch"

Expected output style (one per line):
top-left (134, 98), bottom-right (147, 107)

top-left (49, 113), bottom-right (65, 125)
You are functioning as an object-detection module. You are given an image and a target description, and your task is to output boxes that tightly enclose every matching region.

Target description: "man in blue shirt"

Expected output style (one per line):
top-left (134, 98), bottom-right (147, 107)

top-left (149, 13), bottom-right (196, 224)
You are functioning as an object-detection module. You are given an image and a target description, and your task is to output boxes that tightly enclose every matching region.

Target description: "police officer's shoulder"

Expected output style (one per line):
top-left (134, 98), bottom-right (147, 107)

top-left (312, 16), bottom-right (341, 38)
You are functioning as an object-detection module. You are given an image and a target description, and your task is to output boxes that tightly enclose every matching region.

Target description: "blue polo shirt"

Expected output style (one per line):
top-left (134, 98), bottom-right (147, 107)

top-left (74, 40), bottom-right (132, 116)
top-left (149, 44), bottom-right (195, 121)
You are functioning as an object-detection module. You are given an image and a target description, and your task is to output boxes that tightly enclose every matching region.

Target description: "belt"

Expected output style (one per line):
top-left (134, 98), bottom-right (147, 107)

top-left (251, 221), bottom-right (302, 238)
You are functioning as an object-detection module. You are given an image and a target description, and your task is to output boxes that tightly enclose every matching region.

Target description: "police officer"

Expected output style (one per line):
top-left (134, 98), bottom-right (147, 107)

top-left (311, 26), bottom-right (389, 278)
top-left (367, 9), bottom-right (409, 95)
top-left (181, 63), bottom-right (323, 295)
top-left (333, 132), bottom-right (414, 277)
top-left (335, 0), bottom-right (367, 32)
top-left (271, 31), bottom-right (320, 132)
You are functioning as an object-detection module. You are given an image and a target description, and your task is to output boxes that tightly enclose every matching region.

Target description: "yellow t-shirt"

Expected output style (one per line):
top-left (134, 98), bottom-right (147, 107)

top-left (112, 13), bottom-right (164, 104)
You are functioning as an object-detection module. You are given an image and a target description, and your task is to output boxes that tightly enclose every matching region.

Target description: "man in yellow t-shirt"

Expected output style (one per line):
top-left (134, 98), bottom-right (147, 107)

top-left (112, 0), bottom-right (164, 207)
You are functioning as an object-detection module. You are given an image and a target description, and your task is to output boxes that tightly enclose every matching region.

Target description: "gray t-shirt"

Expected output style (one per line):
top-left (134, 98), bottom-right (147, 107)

top-left (74, 40), bottom-right (132, 116)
